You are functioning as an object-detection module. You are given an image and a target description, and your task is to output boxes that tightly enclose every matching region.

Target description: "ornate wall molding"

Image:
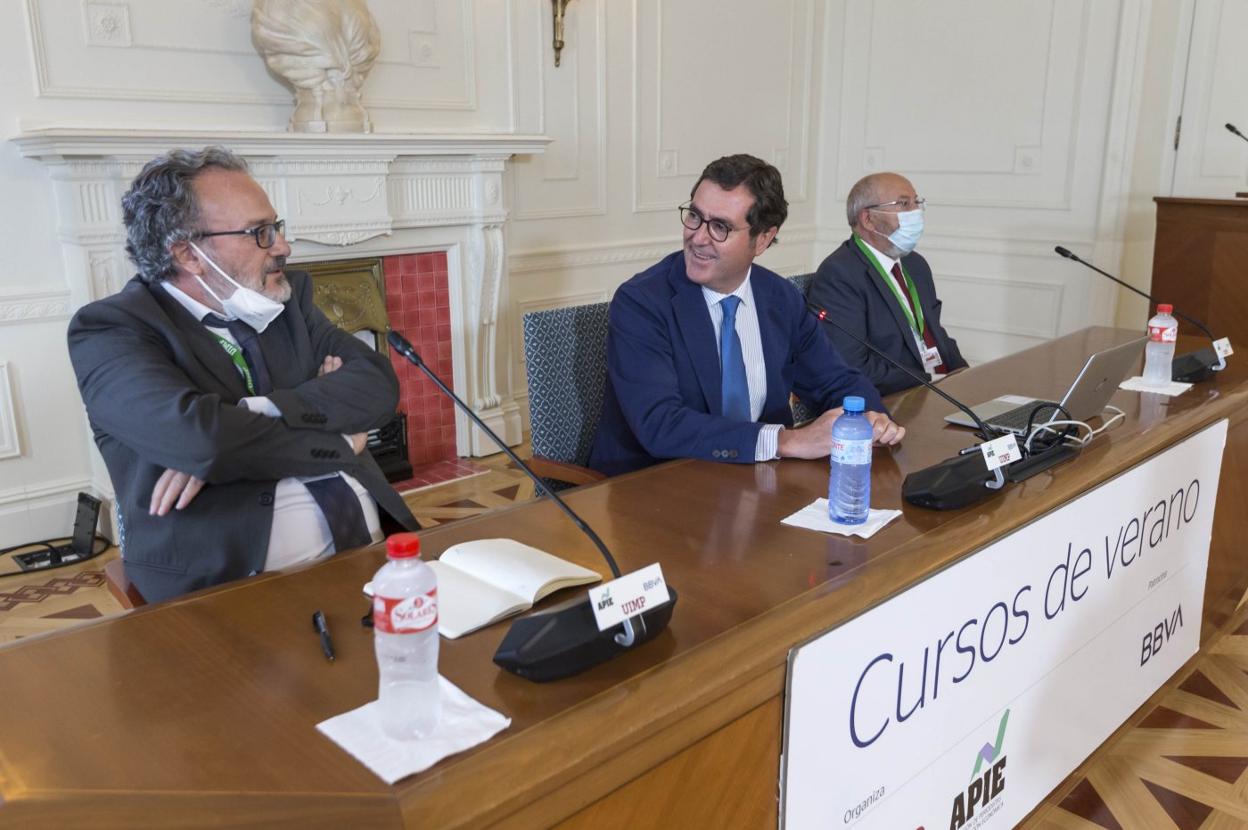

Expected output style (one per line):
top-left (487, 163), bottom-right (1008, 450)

top-left (0, 289), bottom-right (71, 325)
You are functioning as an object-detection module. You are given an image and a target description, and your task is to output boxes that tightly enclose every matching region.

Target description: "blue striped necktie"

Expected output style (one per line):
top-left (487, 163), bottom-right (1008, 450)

top-left (719, 295), bottom-right (750, 421)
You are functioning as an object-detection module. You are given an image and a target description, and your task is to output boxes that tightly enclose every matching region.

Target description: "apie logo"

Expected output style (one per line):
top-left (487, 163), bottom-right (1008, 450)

top-left (949, 709), bottom-right (1009, 829)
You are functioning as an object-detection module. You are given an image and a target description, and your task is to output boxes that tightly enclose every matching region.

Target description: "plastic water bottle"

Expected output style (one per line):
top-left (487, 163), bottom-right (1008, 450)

top-left (1143, 303), bottom-right (1178, 388)
top-left (373, 532), bottom-right (440, 740)
top-left (829, 396), bottom-right (873, 524)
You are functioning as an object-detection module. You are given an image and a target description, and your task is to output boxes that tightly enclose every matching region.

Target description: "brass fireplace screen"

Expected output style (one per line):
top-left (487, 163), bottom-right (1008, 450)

top-left (302, 257), bottom-right (390, 356)
top-left (301, 257), bottom-right (412, 481)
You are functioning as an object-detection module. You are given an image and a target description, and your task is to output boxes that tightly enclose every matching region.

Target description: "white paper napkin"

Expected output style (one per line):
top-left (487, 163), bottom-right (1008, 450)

top-left (780, 499), bottom-right (902, 538)
top-left (1120, 376), bottom-right (1192, 397)
top-left (317, 675), bottom-right (510, 784)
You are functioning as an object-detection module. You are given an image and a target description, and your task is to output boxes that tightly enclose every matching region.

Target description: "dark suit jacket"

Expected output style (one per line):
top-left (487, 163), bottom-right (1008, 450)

top-left (67, 271), bottom-right (419, 602)
top-left (810, 239), bottom-right (967, 396)
top-left (587, 252), bottom-right (883, 477)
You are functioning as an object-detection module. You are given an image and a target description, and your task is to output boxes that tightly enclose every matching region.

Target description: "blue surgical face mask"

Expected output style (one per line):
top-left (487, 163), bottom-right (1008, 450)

top-left (188, 241), bottom-right (285, 333)
top-left (887, 209), bottom-right (924, 255)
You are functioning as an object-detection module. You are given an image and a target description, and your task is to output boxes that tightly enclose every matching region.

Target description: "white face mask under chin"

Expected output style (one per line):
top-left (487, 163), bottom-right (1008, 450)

top-left (188, 241), bottom-right (285, 333)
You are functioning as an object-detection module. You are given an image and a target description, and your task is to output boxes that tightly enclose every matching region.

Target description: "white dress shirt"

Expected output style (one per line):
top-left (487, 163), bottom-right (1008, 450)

top-left (160, 281), bottom-right (382, 571)
top-left (700, 268), bottom-right (784, 461)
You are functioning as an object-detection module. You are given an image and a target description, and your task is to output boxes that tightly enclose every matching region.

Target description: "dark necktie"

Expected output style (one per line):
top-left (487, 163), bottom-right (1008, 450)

top-left (719, 296), bottom-right (751, 421)
top-left (204, 313), bottom-right (369, 551)
top-left (303, 476), bottom-right (374, 552)
top-left (889, 263), bottom-right (946, 373)
top-left (202, 313), bottom-right (273, 395)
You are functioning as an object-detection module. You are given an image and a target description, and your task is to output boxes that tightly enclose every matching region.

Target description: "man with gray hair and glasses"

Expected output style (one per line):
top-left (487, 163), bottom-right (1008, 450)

top-left (67, 147), bottom-right (419, 602)
top-left (809, 172), bottom-right (967, 396)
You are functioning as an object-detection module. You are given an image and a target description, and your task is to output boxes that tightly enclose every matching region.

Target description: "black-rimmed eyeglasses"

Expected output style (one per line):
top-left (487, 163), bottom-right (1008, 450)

top-left (195, 219), bottom-right (286, 249)
top-left (678, 204), bottom-right (742, 243)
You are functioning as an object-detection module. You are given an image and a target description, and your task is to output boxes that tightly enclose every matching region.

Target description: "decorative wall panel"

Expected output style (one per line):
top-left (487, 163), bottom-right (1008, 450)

top-left (0, 364), bottom-right (21, 461)
top-left (511, 0), bottom-right (607, 220)
top-left (632, 0), bottom-right (816, 212)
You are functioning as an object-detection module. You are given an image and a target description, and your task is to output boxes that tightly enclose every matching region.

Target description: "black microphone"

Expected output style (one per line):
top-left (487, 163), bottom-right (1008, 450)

top-left (1227, 123), bottom-right (1248, 142)
top-left (808, 302), bottom-right (994, 441)
top-left (808, 303), bottom-right (1024, 510)
top-left (809, 302), bottom-right (1080, 506)
top-left (386, 329), bottom-right (675, 682)
top-left (1054, 245), bottom-right (1225, 382)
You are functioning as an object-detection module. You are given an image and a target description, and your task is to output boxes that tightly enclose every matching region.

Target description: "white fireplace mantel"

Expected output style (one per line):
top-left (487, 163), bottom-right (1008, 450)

top-left (14, 127), bottom-right (548, 468)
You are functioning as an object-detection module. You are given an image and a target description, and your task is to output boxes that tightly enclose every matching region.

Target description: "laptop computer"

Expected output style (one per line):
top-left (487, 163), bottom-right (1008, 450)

top-left (944, 336), bottom-right (1147, 435)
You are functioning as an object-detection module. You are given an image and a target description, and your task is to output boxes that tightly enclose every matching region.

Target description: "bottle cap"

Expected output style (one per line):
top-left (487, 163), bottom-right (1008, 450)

top-left (843, 396), bottom-right (865, 413)
top-left (1157, 303), bottom-right (1173, 314)
top-left (386, 532), bottom-right (421, 559)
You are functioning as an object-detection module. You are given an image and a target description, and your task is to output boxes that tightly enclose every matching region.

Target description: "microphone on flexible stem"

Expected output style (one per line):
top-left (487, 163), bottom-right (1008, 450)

top-left (808, 302), bottom-right (995, 441)
top-left (808, 303), bottom-right (1047, 510)
top-left (1053, 245), bottom-right (1226, 381)
top-left (386, 329), bottom-right (676, 682)
top-left (1227, 123), bottom-right (1248, 142)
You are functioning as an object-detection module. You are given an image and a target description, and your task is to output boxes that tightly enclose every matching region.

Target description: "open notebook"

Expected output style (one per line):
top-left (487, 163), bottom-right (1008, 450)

top-left (367, 539), bottom-right (602, 639)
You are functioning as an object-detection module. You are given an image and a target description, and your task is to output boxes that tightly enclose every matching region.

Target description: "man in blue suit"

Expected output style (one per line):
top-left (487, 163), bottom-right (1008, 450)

top-left (588, 155), bottom-right (904, 477)
top-left (809, 172), bottom-right (967, 396)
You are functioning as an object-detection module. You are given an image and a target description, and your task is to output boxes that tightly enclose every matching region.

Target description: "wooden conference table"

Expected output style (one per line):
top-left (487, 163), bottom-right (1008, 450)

top-left (0, 327), bottom-right (1245, 829)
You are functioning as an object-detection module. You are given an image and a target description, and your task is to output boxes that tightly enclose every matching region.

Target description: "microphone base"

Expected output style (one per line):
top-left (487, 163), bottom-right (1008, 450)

top-left (493, 588), bottom-right (678, 682)
top-left (1172, 348), bottom-right (1218, 384)
top-left (902, 453), bottom-right (999, 511)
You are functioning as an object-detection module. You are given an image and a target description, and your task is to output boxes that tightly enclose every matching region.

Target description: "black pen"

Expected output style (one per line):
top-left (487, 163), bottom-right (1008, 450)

top-left (312, 610), bottom-right (335, 662)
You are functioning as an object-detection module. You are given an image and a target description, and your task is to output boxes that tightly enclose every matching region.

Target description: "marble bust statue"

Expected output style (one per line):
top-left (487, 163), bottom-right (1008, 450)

top-left (252, 0), bottom-right (382, 133)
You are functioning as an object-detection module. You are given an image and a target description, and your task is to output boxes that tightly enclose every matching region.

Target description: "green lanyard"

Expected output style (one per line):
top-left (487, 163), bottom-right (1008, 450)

top-left (208, 331), bottom-right (256, 395)
top-left (853, 234), bottom-right (925, 336)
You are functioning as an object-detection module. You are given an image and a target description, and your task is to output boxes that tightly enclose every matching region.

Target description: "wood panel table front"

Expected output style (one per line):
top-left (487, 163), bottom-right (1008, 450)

top-left (0, 327), bottom-right (1245, 829)
top-left (1152, 196), bottom-right (1248, 344)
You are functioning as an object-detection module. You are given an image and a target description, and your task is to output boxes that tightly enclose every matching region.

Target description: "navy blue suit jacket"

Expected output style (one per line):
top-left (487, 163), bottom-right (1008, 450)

top-left (588, 252), bottom-right (883, 476)
top-left (809, 239), bottom-right (966, 396)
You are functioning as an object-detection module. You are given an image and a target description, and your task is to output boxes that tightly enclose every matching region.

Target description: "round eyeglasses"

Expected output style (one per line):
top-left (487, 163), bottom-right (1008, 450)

top-left (195, 219), bottom-right (286, 249)
top-left (678, 204), bottom-right (742, 243)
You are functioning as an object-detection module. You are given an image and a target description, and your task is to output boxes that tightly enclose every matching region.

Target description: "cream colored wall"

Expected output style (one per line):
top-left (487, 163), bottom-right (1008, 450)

top-left (0, 0), bottom-right (1218, 545)
top-left (1116, 0), bottom-right (1248, 328)
top-left (1114, 0), bottom-right (1190, 329)
top-left (504, 0), bottom-right (826, 418)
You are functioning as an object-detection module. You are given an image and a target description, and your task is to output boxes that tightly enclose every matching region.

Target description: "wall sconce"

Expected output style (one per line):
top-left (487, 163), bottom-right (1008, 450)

top-left (552, 0), bottom-right (573, 67)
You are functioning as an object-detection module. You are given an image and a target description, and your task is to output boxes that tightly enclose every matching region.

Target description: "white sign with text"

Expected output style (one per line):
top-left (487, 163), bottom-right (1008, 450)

top-left (588, 563), bottom-right (670, 631)
top-left (781, 421), bottom-right (1227, 830)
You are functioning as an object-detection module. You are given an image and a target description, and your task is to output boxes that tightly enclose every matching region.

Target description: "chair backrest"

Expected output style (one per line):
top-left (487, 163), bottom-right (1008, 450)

top-left (787, 272), bottom-right (814, 298)
top-left (784, 273), bottom-right (818, 424)
top-left (522, 302), bottom-right (611, 467)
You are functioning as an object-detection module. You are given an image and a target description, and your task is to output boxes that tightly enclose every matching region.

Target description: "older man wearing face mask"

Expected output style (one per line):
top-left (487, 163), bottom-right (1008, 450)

top-left (67, 146), bottom-right (420, 602)
top-left (809, 172), bottom-right (967, 396)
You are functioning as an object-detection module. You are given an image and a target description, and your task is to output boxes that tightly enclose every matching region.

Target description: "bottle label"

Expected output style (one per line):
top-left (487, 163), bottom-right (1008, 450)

top-left (373, 588), bottom-right (438, 634)
top-left (831, 437), bottom-right (872, 465)
top-left (1148, 324), bottom-right (1177, 343)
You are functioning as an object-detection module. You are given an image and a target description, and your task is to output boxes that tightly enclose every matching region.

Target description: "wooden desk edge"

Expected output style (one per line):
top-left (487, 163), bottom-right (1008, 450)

top-left (396, 389), bottom-right (1248, 828)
